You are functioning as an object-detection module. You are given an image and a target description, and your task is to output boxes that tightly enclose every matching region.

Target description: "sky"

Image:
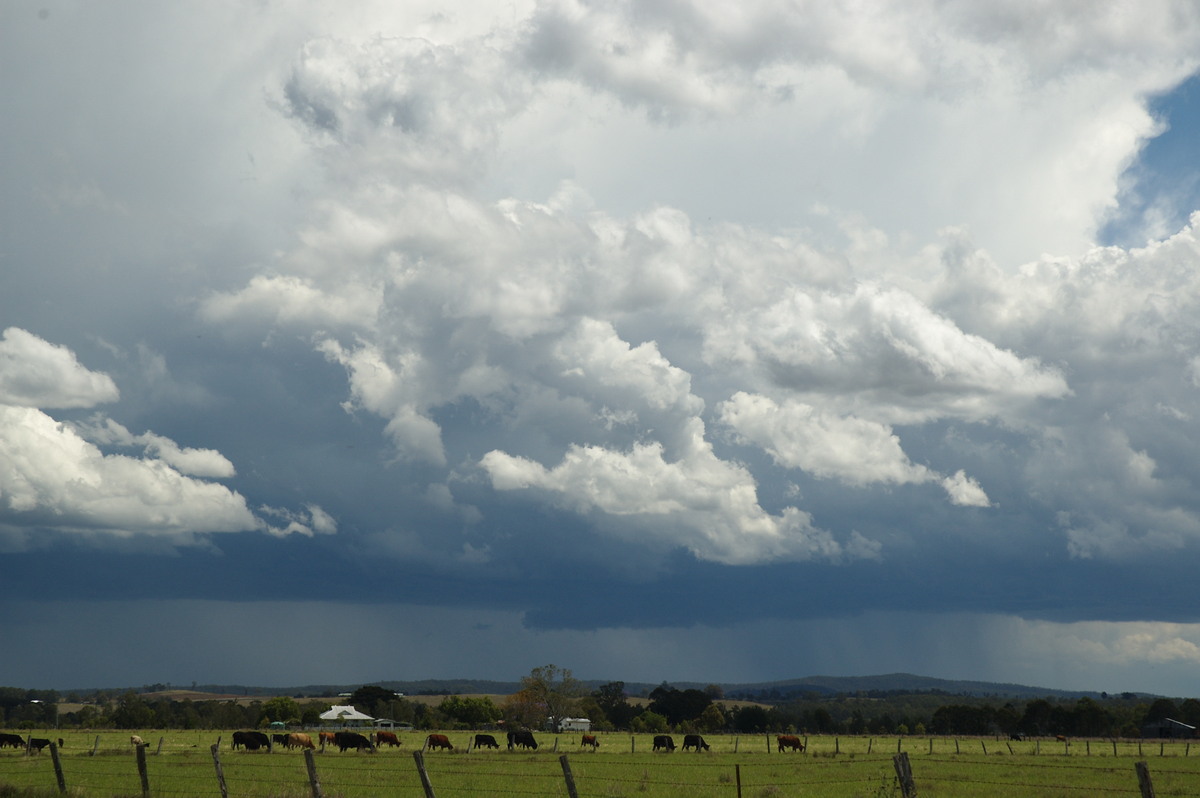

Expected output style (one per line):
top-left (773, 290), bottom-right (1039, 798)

top-left (5, 1), bottom-right (1200, 698)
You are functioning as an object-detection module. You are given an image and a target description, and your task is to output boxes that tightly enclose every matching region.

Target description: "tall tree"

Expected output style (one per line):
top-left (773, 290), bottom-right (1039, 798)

top-left (592, 681), bottom-right (638, 729)
top-left (515, 664), bottom-right (583, 727)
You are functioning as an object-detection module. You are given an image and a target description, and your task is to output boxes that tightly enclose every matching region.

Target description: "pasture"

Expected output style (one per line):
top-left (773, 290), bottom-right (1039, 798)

top-left (2, 729), bottom-right (1200, 797)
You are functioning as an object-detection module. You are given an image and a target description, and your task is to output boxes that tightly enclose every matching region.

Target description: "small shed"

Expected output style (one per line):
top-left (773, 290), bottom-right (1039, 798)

top-left (1142, 718), bottom-right (1197, 739)
top-left (558, 718), bottom-right (591, 732)
top-left (373, 719), bottom-right (414, 730)
top-left (320, 705), bottom-right (375, 727)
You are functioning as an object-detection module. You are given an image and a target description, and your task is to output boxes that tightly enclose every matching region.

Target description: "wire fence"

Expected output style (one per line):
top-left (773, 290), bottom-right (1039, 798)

top-left (3, 734), bottom-right (1200, 797)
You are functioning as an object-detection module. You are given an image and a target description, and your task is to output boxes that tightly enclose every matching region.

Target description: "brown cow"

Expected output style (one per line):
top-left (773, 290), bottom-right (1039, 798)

top-left (288, 733), bottom-right (315, 750)
top-left (130, 735), bottom-right (146, 747)
top-left (426, 733), bottom-right (453, 751)
top-left (581, 734), bottom-right (599, 750)
top-left (777, 735), bottom-right (805, 752)
top-left (319, 732), bottom-right (336, 748)
top-left (374, 731), bottom-right (400, 747)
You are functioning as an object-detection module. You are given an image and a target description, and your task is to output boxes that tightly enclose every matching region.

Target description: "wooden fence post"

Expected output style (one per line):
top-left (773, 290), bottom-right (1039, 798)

top-left (928, 738), bottom-right (933, 755)
top-left (735, 764), bottom-right (743, 798)
top-left (135, 741), bottom-right (150, 798)
top-left (892, 752), bottom-right (916, 798)
top-left (631, 736), bottom-right (635, 754)
top-left (413, 749), bottom-right (437, 798)
top-left (1113, 740), bottom-right (1118, 757)
top-left (210, 744), bottom-right (228, 798)
top-left (980, 740), bottom-right (987, 755)
top-left (1135, 761), bottom-right (1156, 798)
top-left (90, 735), bottom-right (100, 757)
top-left (867, 738), bottom-right (873, 754)
top-left (733, 736), bottom-right (739, 753)
top-left (896, 737), bottom-right (902, 754)
top-left (559, 754), bottom-right (580, 798)
top-left (49, 742), bottom-right (66, 794)
top-left (303, 748), bottom-right (324, 798)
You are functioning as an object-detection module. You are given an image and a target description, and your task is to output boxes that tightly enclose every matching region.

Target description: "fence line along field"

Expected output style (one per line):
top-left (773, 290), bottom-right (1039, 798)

top-left (4, 729), bottom-right (1200, 797)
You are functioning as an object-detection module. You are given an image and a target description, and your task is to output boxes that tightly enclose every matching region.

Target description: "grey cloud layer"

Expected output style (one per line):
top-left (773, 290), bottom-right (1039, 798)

top-left (7, 1), bottom-right (1200, 692)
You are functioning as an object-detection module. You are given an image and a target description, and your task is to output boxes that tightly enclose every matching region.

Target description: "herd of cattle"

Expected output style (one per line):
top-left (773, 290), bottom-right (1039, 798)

top-left (3, 730), bottom-right (809, 755)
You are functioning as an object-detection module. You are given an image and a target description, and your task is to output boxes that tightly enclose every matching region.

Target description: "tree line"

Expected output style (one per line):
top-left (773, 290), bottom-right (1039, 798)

top-left (3, 669), bottom-right (1195, 739)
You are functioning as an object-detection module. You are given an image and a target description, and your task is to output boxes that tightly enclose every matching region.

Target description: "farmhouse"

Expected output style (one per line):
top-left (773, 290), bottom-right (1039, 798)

top-left (558, 718), bottom-right (591, 732)
top-left (319, 705), bottom-right (374, 727)
top-left (1141, 718), bottom-right (1197, 739)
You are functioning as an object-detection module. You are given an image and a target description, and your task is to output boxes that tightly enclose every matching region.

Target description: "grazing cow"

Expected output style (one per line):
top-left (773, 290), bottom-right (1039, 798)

top-left (130, 735), bottom-right (146, 747)
top-left (652, 735), bottom-right (676, 752)
top-left (474, 734), bottom-right (500, 749)
top-left (426, 734), bottom-right (453, 751)
top-left (26, 738), bottom-right (52, 754)
top-left (1010, 733), bottom-right (1025, 741)
top-left (580, 734), bottom-right (599, 750)
top-left (335, 732), bottom-right (375, 753)
top-left (682, 734), bottom-right (709, 751)
top-left (288, 733), bottom-right (315, 750)
top-left (777, 735), bottom-right (805, 752)
top-left (1056, 735), bottom-right (1068, 742)
top-left (507, 730), bottom-right (538, 750)
top-left (374, 731), bottom-right (400, 747)
top-left (232, 731), bottom-right (271, 751)
top-left (272, 734), bottom-right (290, 749)
top-left (0, 733), bottom-right (25, 748)
top-left (319, 732), bottom-right (336, 748)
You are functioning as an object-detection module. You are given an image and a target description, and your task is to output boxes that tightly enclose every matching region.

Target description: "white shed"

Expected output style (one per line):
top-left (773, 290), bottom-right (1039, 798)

top-left (558, 718), bottom-right (591, 732)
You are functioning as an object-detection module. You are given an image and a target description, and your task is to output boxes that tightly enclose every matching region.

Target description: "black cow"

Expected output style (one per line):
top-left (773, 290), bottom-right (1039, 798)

top-left (652, 735), bottom-right (675, 752)
top-left (272, 734), bottom-right (290, 749)
top-left (232, 731), bottom-right (271, 751)
top-left (1010, 733), bottom-right (1025, 741)
top-left (474, 734), bottom-right (500, 749)
top-left (26, 738), bottom-right (52, 754)
top-left (682, 734), bottom-right (709, 751)
top-left (0, 733), bottom-right (24, 749)
top-left (507, 730), bottom-right (538, 750)
top-left (335, 731), bottom-right (375, 752)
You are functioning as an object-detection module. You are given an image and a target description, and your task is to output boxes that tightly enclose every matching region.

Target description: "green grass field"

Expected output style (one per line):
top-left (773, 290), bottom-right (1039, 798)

top-left (3, 730), bottom-right (1199, 798)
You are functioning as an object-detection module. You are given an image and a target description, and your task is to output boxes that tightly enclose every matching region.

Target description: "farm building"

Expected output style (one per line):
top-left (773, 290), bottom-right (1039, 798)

top-left (319, 705), bottom-right (374, 727)
top-left (1141, 718), bottom-right (1197, 739)
top-left (558, 718), bottom-right (591, 732)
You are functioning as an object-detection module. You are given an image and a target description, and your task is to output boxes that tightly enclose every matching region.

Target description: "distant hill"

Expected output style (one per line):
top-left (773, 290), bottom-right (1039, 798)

top-left (716, 673), bottom-right (1109, 701)
top-left (82, 673), bottom-right (1126, 702)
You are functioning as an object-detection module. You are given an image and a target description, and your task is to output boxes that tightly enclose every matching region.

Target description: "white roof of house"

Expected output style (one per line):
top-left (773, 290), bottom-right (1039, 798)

top-left (319, 705), bottom-right (374, 721)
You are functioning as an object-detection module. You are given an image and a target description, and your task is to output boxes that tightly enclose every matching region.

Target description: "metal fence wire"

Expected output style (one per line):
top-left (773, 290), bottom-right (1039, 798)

top-left (1, 738), bottom-right (1198, 798)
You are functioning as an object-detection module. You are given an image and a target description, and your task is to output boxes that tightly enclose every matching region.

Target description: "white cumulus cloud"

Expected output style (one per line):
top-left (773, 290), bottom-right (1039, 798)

top-left (0, 328), bottom-right (119, 409)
